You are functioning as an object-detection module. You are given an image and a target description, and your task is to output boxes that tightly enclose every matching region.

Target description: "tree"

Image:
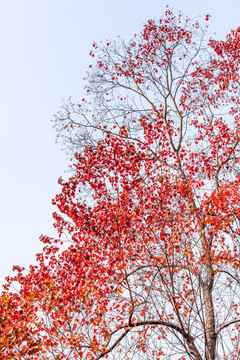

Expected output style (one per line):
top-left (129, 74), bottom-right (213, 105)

top-left (1, 8), bottom-right (240, 360)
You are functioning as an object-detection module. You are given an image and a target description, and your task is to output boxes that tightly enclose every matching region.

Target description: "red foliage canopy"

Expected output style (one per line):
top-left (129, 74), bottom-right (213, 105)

top-left (1, 9), bottom-right (240, 360)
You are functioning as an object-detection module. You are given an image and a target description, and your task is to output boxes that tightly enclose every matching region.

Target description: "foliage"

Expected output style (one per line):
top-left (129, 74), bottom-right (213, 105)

top-left (1, 8), bottom-right (240, 360)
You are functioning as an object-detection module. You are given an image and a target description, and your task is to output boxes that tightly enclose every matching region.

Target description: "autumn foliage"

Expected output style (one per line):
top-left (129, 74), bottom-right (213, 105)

top-left (1, 9), bottom-right (240, 360)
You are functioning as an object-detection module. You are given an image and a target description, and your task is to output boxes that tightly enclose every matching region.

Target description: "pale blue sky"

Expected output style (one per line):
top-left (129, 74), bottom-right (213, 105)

top-left (0, 0), bottom-right (239, 285)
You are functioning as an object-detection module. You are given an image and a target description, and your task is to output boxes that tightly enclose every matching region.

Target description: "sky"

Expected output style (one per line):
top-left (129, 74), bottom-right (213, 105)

top-left (0, 0), bottom-right (240, 286)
